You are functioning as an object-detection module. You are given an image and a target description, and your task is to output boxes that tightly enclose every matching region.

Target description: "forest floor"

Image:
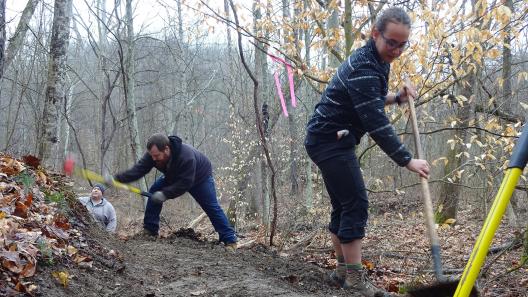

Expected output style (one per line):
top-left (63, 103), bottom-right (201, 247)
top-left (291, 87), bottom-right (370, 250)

top-left (2, 154), bottom-right (528, 297)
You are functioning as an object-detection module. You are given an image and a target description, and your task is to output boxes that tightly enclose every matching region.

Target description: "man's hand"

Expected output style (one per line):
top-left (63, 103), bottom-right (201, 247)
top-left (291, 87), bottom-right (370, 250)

top-left (151, 191), bottom-right (168, 204)
top-left (405, 158), bottom-right (430, 178)
top-left (103, 173), bottom-right (115, 188)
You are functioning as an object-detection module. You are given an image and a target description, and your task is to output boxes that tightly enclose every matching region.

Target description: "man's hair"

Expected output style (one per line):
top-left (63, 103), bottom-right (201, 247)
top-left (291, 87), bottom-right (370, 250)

top-left (374, 7), bottom-right (411, 32)
top-left (147, 133), bottom-right (170, 150)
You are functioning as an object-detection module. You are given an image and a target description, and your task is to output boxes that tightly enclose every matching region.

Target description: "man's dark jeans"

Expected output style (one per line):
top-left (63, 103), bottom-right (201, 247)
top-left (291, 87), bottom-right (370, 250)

top-left (144, 175), bottom-right (237, 244)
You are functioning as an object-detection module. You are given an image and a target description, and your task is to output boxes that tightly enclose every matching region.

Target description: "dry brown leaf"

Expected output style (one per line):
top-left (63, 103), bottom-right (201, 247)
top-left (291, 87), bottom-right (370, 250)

top-left (53, 214), bottom-right (71, 230)
top-left (387, 279), bottom-right (401, 293)
top-left (66, 245), bottom-right (78, 256)
top-left (21, 155), bottom-right (40, 169)
top-left (0, 251), bottom-right (23, 273)
top-left (13, 201), bottom-right (29, 218)
top-left (20, 260), bottom-right (36, 278)
top-left (36, 171), bottom-right (48, 185)
top-left (51, 271), bottom-right (69, 287)
top-left (0, 193), bottom-right (17, 207)
top-left (14, 281), bottom-right (28, 293)
top-left (73, 254), bottom-right (92, 264)
top-left (362, 259), bottom-right (375, 270)
top-left (0, 157), bottom-right (26, 176)
top-left (42, 225), bottom-right (69, 240)
top-left (23, 192), bottom-right (33, 208)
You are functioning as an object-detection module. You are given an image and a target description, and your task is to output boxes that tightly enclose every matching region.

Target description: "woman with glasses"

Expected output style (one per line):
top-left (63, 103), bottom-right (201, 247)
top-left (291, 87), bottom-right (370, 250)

top-left (304, 7), bottom-right (430, 297)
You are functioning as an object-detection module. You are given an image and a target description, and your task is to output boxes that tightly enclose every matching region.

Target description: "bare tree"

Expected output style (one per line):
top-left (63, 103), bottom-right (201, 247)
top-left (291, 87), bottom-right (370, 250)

top-left (0, 0), bottom-right (6, 79)
top-left (121, 0), bottom-right (148, 205)
top-left (37, 0), bottom-right (73, 167)
top-left (3, 0), bottom-right (40, 73)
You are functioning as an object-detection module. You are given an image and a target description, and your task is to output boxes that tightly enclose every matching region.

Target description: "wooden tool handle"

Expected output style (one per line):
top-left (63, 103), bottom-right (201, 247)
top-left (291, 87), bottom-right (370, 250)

top-left (406, 83), bottom-right (444, 281)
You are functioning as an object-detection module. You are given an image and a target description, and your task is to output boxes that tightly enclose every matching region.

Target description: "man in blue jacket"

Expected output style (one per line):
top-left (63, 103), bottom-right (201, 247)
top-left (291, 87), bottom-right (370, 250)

top-left (108, 133), bottom-right (237, 250)
top-left (305, 7), bottom-right (429, 297)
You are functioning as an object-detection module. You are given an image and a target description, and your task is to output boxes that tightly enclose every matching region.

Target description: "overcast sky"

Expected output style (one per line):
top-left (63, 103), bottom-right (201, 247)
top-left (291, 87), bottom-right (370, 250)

top-left (5, 0), bottom-right (232, 35)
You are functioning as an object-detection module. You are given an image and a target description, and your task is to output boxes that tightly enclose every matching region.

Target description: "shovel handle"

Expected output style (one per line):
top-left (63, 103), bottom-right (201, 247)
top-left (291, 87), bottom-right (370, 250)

top-left (406, 85), bottom-right (444, 281)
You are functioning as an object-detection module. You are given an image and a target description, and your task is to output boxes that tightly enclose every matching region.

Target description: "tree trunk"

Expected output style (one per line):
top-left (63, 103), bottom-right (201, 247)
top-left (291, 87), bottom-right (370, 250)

top-left (282, 0), bottom-right (299, 195)
top-left (37, 0), bottom-right (73, 167)
top-left (327, 4), bottom-right (340, 68)
top-left (303, 0), bottom-right (313, 209)
top-left (123, 0), bottom-right (148, 206)
top-left (501, 0), bottom-right (519, 227)
top-left (343, 0), bottom-right (352, 56)
top-left (97, 0), bottom-right (119, 173)
top-left (0, 0), bottom-right (6, 79)
top-left (224, 0), bottom-right (231, 54)
top-left (4, 0), bottom-right (40, 73)
top-left (436, 0), bottom-right (481, 222)
top-left (251, 0), bottom-right (272, 230)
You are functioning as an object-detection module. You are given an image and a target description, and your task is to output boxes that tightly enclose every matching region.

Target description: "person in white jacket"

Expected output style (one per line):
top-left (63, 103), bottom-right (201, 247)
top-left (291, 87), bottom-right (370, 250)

top-left (79, 184), bottom-right (117, 232)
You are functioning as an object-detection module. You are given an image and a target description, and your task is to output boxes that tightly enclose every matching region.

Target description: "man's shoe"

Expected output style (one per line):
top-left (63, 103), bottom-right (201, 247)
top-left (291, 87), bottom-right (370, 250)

top-left (343, 268), bottom-right (388, 297)
top-left (132, 229), bottom-right (158, 241)
top-left (225, 242), bottom-right (237, 252)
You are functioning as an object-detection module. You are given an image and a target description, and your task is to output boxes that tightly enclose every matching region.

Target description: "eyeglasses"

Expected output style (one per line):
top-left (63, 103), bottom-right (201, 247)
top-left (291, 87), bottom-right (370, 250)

top-left (380, 33), bottom-right (410, 51)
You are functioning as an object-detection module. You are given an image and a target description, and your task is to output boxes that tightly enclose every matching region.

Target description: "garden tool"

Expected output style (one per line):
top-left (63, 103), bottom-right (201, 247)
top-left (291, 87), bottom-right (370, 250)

top-left (63, 155), bottom-right (152, 198)
top-left (407, 85), bottom-right (445, 282)
top-left (404, 85), bottom-right (476, 297)
top-left (453, 123), bottom-right (528, 297)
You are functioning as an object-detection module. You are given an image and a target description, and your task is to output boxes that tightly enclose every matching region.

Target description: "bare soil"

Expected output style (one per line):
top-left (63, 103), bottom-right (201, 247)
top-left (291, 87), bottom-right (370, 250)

top-left (32, 226), bottom-right (356, 297)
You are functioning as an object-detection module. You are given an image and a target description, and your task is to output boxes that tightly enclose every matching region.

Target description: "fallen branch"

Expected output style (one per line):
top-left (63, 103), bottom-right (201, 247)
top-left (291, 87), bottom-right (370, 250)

top-left (284, 231), bottom-right (317, 253)
top-left (187, 213), bottom-right (207, 229)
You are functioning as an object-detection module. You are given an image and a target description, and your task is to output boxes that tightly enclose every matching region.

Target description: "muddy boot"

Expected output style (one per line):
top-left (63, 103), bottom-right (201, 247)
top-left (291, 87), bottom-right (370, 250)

top-left (343, 268), bottom-right (388, 297)
top-left (329, 264), bottom-right (346, 287)
top-left (132, 229), bottom-right (158, 241)
top-left (224, 242), bottom-right (237, 252)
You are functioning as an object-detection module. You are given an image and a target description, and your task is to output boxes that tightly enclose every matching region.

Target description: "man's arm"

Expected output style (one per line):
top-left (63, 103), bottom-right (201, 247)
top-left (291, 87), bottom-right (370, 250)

top-left (161, 155), bottom-right (196, 199)
top-left (114, 152), bottom-right (154, 183)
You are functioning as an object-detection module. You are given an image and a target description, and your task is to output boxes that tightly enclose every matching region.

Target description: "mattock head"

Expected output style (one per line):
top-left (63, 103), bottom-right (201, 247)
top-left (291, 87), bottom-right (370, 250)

top-left (63, 154), bottom-right (76, 176)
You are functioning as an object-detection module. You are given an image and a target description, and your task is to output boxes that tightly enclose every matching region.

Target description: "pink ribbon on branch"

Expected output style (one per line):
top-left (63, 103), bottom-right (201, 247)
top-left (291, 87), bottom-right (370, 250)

top-left (268, 54), bottom-right (297, 117)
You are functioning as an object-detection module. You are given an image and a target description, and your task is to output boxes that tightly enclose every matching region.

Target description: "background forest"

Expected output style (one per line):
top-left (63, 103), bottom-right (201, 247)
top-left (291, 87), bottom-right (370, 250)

top-left (0, 0), bottom-right (527, 287)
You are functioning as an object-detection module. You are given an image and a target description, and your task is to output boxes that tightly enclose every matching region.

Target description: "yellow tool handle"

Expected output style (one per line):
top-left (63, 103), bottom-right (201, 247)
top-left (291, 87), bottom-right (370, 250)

top-left (75, 167), bottom-right (151, 198)
top-left (455, 123), bottom-right (527, 296)
top-left (454, 168), bottom-right (522, 297)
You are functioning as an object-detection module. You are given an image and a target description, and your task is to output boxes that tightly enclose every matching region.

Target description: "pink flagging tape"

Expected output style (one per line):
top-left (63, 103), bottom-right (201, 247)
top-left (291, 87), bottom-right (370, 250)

top-left (274, 71), bottom-right (289, 117)
top-left (269, 54), bottom-right (296, 116)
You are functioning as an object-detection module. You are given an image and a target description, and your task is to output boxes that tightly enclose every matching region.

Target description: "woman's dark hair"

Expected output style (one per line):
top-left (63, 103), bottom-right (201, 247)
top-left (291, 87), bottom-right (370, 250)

top-left (374, 7), bottom-right (411, 32)
top-left (147, 133), bottom-right (170, 150)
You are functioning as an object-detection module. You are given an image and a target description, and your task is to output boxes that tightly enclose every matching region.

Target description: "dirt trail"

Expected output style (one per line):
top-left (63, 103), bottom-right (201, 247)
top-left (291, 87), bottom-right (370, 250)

top-left (34, 228), bottom-right (356, 297)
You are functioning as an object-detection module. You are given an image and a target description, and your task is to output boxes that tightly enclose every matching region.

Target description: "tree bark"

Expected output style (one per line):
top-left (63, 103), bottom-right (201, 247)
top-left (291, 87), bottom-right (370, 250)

top-left (303, 0), bottom-right (313, 209)
top-left (123, 0), bottom-right (148, 206)
top-left (282, 0), bottom-right (299, 195)
top-left (0, 0), bottom-right (6, 79)
top-left (4, 0), bottom-right (40, 73)
top-left (436, 0), bottom-right (480, 222)
top-left (501, 0), bottom-right (519, 227)
top-left (37, 0), bottom-right (73, 167)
